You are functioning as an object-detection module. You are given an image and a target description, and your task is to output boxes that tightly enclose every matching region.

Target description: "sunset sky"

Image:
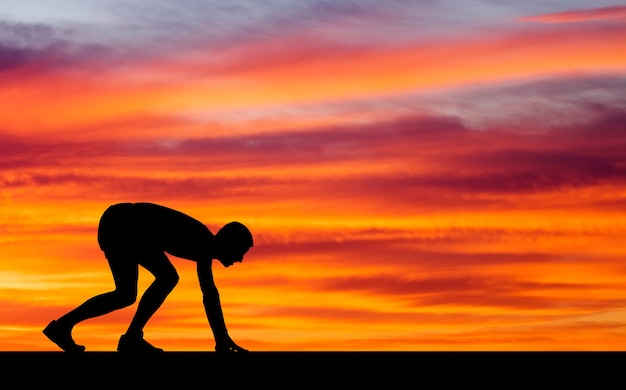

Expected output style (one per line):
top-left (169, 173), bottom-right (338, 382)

top-left (1, 1), bottom-right (625, 351)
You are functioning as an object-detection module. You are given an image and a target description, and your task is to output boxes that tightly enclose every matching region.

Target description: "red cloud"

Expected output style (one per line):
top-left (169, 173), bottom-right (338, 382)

top-left (3, 105), bottom-right (625, 211)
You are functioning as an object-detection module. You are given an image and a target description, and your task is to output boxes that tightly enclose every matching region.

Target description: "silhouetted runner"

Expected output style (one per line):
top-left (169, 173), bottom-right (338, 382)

top-left (43, 202), bottom-right (253, 354)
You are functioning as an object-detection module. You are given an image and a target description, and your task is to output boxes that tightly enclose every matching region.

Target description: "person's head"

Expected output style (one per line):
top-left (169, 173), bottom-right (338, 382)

top-left (214, 221), bottom-right (253, 267)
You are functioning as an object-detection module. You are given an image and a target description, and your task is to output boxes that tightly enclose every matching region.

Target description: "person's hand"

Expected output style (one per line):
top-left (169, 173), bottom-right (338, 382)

top-left (215, 336), bottom-right (249, 353)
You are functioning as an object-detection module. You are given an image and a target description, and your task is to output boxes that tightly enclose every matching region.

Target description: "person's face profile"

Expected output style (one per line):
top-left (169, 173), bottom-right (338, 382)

top-left (218, 245), bottom-right (250, 267)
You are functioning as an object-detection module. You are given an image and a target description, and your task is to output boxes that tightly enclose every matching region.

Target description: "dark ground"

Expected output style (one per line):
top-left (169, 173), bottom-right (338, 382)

top-left (2, 352), bottom-right (623, 388)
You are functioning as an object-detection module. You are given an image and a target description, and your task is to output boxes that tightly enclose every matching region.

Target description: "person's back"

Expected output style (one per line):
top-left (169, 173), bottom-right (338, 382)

top-left (98, 202), bottom-right (214, 260)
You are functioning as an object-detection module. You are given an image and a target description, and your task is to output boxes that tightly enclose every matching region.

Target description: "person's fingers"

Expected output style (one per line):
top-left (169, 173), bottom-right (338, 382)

top-left (227, 345), bottom-right (247, 352)
top-left (232, 342), bottom-right (248, 352)
top-left (216, 340), bottom-right (248, 353)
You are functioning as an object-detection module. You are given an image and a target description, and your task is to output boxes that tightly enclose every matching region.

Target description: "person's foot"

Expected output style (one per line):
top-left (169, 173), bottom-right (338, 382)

top-left (117, 332), bottom-right (164, 354)
top-left (43, 320), bottom-right (85, 353)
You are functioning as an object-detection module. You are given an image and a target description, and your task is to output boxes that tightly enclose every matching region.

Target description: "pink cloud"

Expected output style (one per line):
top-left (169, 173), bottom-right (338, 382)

top-left (521, 6), bottom-right (626, 23)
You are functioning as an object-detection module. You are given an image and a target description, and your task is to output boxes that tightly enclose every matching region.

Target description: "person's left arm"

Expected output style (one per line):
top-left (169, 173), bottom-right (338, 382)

top-left (197, 259), bottom-right (248, 353)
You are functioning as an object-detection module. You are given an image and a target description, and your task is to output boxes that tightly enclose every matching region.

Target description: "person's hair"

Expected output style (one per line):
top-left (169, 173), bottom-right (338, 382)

top-left (216, 222), bottom-right (253, 249)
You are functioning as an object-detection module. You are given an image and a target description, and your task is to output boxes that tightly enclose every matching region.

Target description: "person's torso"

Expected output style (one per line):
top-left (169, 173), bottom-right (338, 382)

top-left (101, 202), bottom-right (213, 260)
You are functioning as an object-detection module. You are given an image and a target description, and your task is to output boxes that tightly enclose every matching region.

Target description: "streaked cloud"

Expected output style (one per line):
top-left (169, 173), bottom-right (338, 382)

top-left (521, 5), bottom-right (626, 23)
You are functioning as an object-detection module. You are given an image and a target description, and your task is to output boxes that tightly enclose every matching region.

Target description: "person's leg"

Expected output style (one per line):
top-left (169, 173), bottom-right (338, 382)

top-left (118, 252), bottom-right (178, 353)
top-left (43, 251), bottom-right (138, 352)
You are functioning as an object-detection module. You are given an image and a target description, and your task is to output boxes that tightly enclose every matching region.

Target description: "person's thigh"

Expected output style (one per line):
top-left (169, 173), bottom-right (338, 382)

top-left (139, 252), bottom-right (178, 281)
top-left (104, 250), bottom-right (139, 296)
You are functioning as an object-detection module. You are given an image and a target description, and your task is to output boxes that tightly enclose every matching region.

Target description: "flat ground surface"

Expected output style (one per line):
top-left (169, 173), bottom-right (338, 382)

top-left (1, 352), bottom-right (623, 388)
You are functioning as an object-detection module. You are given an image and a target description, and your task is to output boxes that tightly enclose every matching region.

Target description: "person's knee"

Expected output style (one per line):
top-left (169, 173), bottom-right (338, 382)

top-left (114, 289), bottom-right (137, 307)
top-left (160, 271), bottom-right (179, 291)
top-left (154, 271), bottom-right (179, 291)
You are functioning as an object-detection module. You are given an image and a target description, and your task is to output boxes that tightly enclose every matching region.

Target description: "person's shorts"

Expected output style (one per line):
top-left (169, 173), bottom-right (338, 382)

top-left (97, 203), bottom-right (152, 255)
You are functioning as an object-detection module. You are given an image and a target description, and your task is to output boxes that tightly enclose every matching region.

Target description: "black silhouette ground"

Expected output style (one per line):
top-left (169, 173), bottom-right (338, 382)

top-left (1, 351), bottom-right (622, 388)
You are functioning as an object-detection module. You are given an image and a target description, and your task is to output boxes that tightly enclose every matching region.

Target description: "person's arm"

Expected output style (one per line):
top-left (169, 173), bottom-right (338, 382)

top-left (197, 260), bottom-right (248, 352)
